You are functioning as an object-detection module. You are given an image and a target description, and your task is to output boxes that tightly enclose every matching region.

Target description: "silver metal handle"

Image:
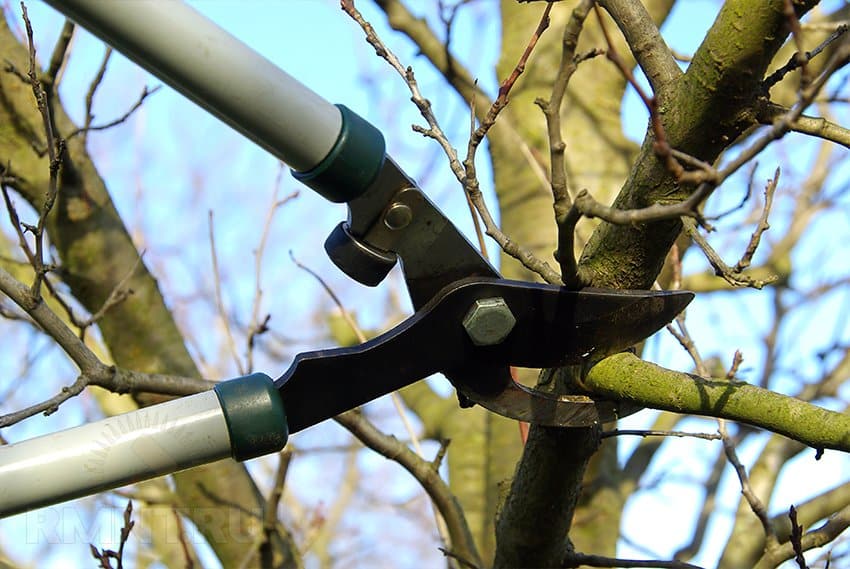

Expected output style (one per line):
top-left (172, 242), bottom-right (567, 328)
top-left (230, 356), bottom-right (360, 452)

top-left (0, 391), bottom-right (232, 517)
top-left (45, 0), bottom-right (342, 171)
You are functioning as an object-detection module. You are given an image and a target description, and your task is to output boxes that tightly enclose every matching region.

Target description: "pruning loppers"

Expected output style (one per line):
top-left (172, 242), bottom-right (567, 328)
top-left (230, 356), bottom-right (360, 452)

top-left (0, 0), bottom-right (692, 517)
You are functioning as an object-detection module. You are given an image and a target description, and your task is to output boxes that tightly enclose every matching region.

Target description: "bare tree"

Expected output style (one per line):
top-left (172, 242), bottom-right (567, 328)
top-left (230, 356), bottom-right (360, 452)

top-left (1, 1), bottom-right (849, 568)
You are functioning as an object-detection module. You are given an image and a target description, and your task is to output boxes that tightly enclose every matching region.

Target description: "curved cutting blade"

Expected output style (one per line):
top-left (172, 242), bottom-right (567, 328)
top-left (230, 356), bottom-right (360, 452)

top-left (444, 280), bottom-right (694, 426)
top-left (277, 278), bottom-right (692, 432)
top-left (455, 280), bottom-right (694, 368)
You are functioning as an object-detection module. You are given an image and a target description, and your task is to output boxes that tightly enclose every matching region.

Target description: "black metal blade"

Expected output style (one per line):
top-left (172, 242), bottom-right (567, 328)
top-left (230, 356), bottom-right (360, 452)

top-left (552, 287), bottom-right (694, 363)
top-left (275, 278), bottom-right (692, 433)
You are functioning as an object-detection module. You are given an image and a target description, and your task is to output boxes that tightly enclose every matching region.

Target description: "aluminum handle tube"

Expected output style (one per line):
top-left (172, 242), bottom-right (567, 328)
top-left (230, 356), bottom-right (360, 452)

top-left (44, 0), bottom-right (342, 172)
top-left (0, 390), bottom-right (232, 517)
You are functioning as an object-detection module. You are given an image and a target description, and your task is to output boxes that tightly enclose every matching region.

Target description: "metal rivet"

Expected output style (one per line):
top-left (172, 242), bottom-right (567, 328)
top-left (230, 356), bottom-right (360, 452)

top-left (462, 297), bottom-right (516, 346)
top-left (384, 203), bottom-right (413, 230)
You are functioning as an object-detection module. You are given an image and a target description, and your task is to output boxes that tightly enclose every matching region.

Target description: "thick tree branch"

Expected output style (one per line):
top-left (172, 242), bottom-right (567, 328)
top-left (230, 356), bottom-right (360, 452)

top-left (335, 410), bottom-right (482, 568)
top-left (584, 353), bottom-right (850, 452)
top-left (494, 419), bottom-right (600, 568)
top-left (579, 0), bottom-right (821, 290)
top-left (598, 0), bottom-right (682, 97)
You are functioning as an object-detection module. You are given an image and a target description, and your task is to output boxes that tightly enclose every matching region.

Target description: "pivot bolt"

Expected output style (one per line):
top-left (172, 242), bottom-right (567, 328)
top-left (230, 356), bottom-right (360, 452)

top-left (384, 202), bottom-right (413, 230)
top-left (462, 297), bottom-right (516, 346)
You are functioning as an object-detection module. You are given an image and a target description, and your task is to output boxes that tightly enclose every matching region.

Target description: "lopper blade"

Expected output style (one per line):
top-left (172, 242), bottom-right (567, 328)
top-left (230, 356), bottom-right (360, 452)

top-left (276, 278), bottom-right (692, 433)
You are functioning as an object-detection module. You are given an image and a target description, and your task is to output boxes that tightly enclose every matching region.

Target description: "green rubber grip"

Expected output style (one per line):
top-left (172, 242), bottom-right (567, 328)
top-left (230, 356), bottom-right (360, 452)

top-left (214, 373), bottom-right (288, 461)
top-left (293, 105), bottom-right (386, 203)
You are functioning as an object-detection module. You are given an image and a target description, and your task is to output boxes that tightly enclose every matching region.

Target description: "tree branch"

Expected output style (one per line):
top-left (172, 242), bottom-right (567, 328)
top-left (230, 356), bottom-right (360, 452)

top-left (494, 419), bottom-right (600, 568)
top-left (563, 552), bottom-right (704, 569)
top-left (42, 19), bottom-right (74, 89)
top-left (0, 265), bottom-right (213, 426)
top-left (335, 409), bottom-right (482, 568)
top-left (534, 0), bottom-right (595, 286)
top-left (583, 352), bottom-right (850, 452)
top-left (758, 101), bottom-right (850, 149)
top-left (343, 0), bottom-right (562, 283)
top-left (597, 0), bottom-right (682, 96)
top-left (578, 0), bottom-right (822, 290)
top-left (771, 482), bottom-right (850, 543)
top-left (682, 218), bottom-right (778, 290)
top-left (754, 504), bottom-right (850, 569)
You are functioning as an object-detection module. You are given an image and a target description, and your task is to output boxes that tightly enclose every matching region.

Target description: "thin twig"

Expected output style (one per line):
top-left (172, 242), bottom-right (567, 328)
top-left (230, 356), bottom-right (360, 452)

top-left (723, 41), bottom-right (850, 180)
top-left (789, 505), bottom-right (809, 569)
top-left (436, 0), bottom-right (471, 82)
top-left (469, 3), bottom-right (551, 150)
top-left (534, 0), bottom-right (595, 286)
top-left (335, 408), bottom-right (481, 567)
top-left (89, 500), bottom-right (134, 569)
top-left (671, 305), bottom-right (781, 557)
top-left (719, 418), bottom-right (779, 549)
top-left (79, 45), bottom-right (112, 145)
top-left (171, 508), bottom-right (195, 569)
top-left (460, 2), bottom-right (562, 283)
top-left (782, 0), bottom-right (811, 89)
top-left (438, 547), bottom-right (481, 569)
top-left (257, 450), bottom-right (292, 569)
top-left (68, 85), bottom-right (161, 141)
top-left (563, 552), bottom-right (704, 569)
top-left (763, 23), bottom-right (848, 91)
top-left (683, 217), bottom-right (778, 289)
top-left (74, 253), bottom-right (144, 339)
top-left (0, 262), bottom-right (213, 426)
top-left (1, 374), bottom-right (89, 425)
top-left (18, 3), bottom-right (65, 297)
top-left (208, 210), bottom-right (245, 375)
top-left (1, 183), bottom-right (42, 274)
top-left (43, 19), bottom-right (74, 89)
top-left (601, 429), bottom-right (722, 441)
top-left (726, 350), bottom-right (744, 381)
top-left (735, 168), bottom-right (779, 272)
top-left (706, 162), bottom-right (758, 221)
top-left (246, 171), bottom-right (298, 372)
top-left (341, 0), bottom-right (561, 283)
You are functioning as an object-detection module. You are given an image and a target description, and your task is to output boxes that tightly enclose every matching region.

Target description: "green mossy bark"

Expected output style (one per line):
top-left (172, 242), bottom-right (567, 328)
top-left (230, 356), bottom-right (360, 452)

top-left (491, 1), bottom-right (674, 562)
top-left (579, 0), bottom-right (820, 289)
top-left (0, 15), bottom-right (300, 569)
top-left (493, 421), bottom-right (601, 568)
top-left (587, 353), bottom-right (850, 451)
top-left (492, 0), bottom-right (821, 566)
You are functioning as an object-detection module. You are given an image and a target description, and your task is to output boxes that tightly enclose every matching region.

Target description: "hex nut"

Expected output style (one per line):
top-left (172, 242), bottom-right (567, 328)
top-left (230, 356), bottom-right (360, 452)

top-left (462, 297), bottom-right (516, 346)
